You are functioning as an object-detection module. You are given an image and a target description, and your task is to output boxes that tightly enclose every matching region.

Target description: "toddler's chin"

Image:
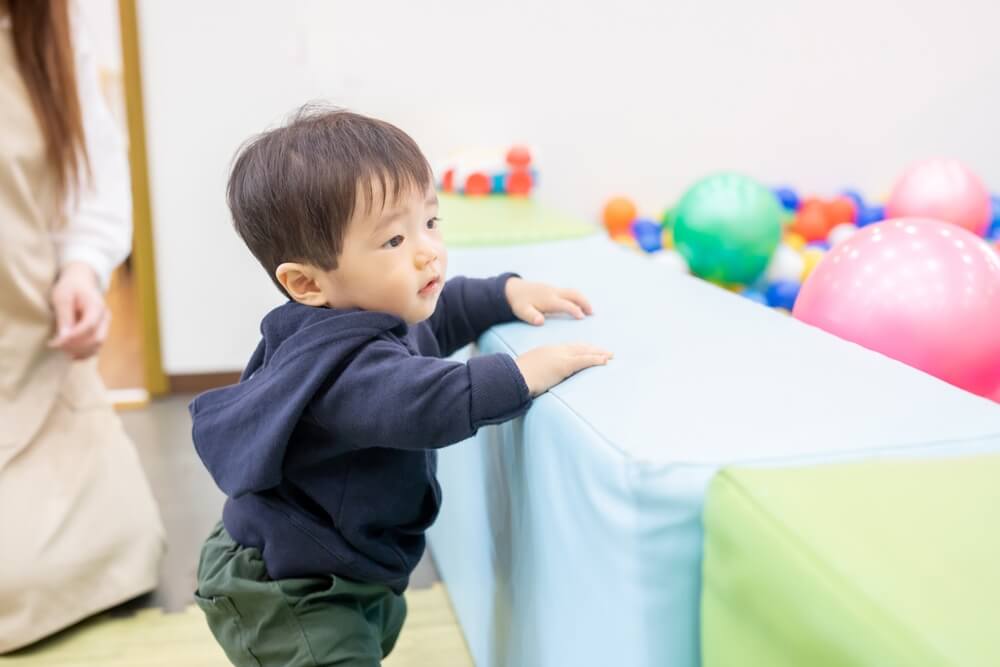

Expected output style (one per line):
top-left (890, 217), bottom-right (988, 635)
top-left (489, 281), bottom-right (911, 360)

top-left (402, 300), bottom-right (438, 326)
top-left (419, 296), bottom-right (441, 322)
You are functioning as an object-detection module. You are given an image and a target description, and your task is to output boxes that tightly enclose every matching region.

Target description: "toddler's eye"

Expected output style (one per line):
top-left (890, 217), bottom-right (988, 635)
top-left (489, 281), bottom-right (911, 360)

top-left (383, 235), bottom-right (404, 249)
top-left (427, 217), bottom-right (441, 230)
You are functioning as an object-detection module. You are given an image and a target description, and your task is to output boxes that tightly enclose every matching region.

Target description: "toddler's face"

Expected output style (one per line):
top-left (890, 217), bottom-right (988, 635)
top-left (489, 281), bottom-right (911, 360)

top-left (316, 183), bottom-right (447, 324)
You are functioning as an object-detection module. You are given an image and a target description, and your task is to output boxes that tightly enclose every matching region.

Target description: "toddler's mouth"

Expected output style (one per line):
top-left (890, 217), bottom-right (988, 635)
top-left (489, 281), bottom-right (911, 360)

top-left (418, 276), bottom-right (441, 296)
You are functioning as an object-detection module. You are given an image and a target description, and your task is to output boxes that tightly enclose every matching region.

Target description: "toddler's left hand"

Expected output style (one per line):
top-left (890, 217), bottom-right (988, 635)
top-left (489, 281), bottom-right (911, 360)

top-left (505, 277), bottom-right (593, 326)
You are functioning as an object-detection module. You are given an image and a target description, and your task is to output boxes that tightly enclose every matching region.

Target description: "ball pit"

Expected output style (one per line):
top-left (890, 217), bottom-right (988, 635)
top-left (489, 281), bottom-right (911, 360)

top-left (601, 161), bottom-right (998, 400)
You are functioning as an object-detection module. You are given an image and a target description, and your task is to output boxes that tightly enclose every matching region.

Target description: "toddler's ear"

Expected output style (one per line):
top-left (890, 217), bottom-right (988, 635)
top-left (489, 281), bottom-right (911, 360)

top-left (276, 262), bottom-right (327, 307)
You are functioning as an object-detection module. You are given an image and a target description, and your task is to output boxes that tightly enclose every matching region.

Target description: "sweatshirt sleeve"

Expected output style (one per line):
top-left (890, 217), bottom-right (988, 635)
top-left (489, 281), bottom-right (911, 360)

top-left (309, 339), bottom-right (531, 450)
top-left (55, 11), bottom-right (133, 291)
top-left (427, 274), bottom-right (520, 357)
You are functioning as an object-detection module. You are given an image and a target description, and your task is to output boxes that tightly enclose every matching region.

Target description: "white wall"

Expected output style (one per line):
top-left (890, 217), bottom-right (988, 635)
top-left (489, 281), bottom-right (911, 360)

top-left (137, 0), bottom-right (1000, 374)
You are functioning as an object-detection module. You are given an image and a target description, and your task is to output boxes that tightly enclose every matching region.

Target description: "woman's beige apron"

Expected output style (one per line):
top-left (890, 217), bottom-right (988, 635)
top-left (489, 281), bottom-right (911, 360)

top-left (0, 19), bottom-right (164, 653)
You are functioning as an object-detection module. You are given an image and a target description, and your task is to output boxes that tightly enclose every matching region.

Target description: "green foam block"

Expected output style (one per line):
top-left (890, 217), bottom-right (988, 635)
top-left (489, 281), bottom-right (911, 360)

top-left (438, 194), bottom-right (597, 247)
top-left (702, 454), bottom-right (1000, 667)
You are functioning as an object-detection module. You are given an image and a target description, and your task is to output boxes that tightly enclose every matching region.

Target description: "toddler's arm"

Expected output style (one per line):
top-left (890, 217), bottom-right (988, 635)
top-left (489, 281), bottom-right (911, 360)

top-left (309, 338), bottom-right (612, 450)
top-left (429, 275), bottom-right (596, 356)
top-left (427, 274), bottom-right (519, 357)
top-left (309, 339), bottom-right (530, 449)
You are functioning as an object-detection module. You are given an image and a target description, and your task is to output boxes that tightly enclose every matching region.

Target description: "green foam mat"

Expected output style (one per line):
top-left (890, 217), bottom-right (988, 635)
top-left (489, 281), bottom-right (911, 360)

top-left (438, 194), bottom-right (597, 246)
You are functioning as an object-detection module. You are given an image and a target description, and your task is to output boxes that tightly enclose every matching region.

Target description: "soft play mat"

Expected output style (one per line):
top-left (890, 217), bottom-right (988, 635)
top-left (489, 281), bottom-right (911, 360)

top-left (702, 454), bottom-right (1000, 667)
top-left (439, 194), bottom-right (597, 246)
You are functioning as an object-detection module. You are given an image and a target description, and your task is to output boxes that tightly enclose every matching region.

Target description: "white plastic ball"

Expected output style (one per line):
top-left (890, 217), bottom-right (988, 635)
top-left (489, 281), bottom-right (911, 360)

top-left (654, 249), bottom-right (690, 273)
top-left (828, 223), bottom-right (858, 247)
top-left (764, 243), bottom-right (805, 283)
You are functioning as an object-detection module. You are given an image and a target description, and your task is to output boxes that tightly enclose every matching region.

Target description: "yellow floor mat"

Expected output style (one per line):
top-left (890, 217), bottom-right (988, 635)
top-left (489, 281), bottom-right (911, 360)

top-left (1, 583), bottom-right (472, 666)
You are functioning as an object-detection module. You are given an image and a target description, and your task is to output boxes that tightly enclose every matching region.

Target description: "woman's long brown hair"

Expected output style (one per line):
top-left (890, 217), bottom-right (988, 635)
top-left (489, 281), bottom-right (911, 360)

top-left (8, 0), bottom-right (90, 201)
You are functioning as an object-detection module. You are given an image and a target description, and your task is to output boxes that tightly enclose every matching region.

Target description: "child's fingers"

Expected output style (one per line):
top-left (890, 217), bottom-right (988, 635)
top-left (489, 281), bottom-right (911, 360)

top-left (565, 353), bottom-right (612, 375)
top-left (566, 343), bottom-right (613, 359)
top-left (519, 304), bottom-right (545, 326)
top-left (550, 298), bottom-right (586, 319)
top-left (558, 288), bottom-right (593, 315)
top-left (580, 353), bottom-right (611, 366)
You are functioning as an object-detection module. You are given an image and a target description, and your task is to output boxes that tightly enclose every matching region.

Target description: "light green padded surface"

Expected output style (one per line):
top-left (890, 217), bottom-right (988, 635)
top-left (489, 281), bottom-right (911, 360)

top-left (438, 194), bottom-right (597, 246)
top-left (701, 454), bottom-right (1000, 667)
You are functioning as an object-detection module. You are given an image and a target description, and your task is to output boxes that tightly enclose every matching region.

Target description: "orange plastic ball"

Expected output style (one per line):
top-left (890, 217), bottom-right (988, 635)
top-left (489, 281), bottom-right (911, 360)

top-left (603, 197), bottom-right (638, 237)
top-left (791, 199), bottom-right (833, 242)
top-left (826, 196), bottom-right (858, 226)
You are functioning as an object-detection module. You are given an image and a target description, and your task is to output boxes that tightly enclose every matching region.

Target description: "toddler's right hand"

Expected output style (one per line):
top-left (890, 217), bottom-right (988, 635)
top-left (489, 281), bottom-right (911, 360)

top-left (515, 344), bottom-right (613, 396)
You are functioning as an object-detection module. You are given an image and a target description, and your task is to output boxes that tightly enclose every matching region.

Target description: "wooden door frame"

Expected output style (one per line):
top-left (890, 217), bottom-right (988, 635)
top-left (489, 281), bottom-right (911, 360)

top-left (117, 0), bottom-right (168, 395)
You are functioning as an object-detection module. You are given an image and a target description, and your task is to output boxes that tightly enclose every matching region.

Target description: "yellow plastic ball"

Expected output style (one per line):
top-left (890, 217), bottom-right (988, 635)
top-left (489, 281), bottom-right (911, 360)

top-left (801, 247), bottom-right (826, 281)
top-left (784, 232), bottom-right (807, 251)
top-left (613, 234), bottom-right (639, 250)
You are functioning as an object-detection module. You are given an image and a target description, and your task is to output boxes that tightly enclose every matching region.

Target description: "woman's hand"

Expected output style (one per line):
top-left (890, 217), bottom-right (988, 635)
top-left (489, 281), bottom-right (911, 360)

top-left (504, 277), bottom-right (594, 326)
top-left (48, 262), bottom-right (110, 360)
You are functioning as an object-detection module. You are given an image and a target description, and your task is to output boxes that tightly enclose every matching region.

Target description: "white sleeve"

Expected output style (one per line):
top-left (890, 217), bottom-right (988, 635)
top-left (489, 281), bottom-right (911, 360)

top-left (54, 11), bottom-right (133, 291)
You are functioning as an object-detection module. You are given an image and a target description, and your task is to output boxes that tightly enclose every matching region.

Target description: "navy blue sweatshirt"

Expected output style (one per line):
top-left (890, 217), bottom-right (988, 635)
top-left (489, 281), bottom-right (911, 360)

top-left (191, 275), bottom-right (531, 593)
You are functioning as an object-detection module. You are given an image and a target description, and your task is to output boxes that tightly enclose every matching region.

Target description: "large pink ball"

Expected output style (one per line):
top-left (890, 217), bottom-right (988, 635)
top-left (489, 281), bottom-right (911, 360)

top-left (793, 218), bottom-right (1000, 399)
top-left (886, 158), bottom-right (991, 236)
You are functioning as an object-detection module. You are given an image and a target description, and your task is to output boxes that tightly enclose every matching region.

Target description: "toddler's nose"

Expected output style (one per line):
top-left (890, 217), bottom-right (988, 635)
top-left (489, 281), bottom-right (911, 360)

top-left (414, 247), bottom-right (438, 269)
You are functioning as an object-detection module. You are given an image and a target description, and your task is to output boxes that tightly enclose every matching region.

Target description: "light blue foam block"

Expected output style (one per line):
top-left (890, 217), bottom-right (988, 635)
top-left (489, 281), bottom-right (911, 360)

top-left (428, 236), bottom-right (1000, 667)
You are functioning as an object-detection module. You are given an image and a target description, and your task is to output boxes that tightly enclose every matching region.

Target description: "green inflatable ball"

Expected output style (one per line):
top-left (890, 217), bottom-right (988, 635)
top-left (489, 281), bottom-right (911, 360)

top-left (672, 173), bottom-right (783, 284)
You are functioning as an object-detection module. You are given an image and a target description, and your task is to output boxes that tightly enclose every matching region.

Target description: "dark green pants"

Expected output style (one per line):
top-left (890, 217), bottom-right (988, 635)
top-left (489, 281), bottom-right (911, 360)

top-left (195, 523), bottom-right (406, 667)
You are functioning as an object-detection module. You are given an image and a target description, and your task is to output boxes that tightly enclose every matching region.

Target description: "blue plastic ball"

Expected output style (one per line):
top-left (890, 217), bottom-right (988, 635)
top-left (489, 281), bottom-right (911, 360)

top-left (988, 219), bottom-right (1000, 241)
top-left (857, 204), bottom-right (885, 227)
top-left (765, 280), bottom-right (801, 310)
top-left (631, 218), bottom-right (663, 253)
top-left (772, 186), bottom-right (800, 211)
top-left (741, 287), bottom-right (768, 305)
top-left (988, 195), bottom-right (1000, 240)
top-left (806, 240), bottom-right (831, 252)
top-left (840, 188), bottom-right (866, 213)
